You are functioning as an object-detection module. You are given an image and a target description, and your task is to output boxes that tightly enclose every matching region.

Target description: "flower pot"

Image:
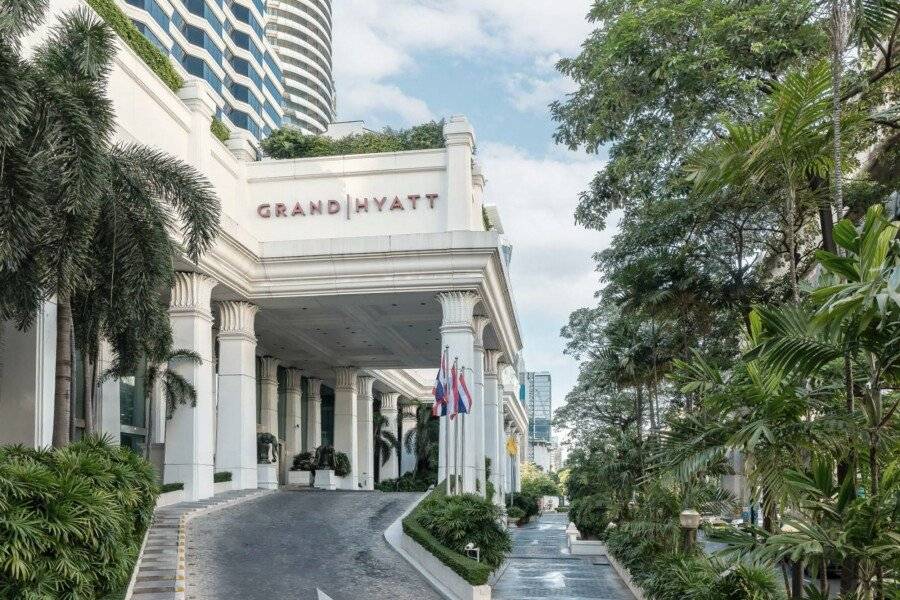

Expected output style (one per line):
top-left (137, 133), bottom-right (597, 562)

top-left (288, 470), bottom-right (311, 486)
top-left (314, 469), bottom-right (337, 490)
top-left (257, 463), bottom-right (278, 490)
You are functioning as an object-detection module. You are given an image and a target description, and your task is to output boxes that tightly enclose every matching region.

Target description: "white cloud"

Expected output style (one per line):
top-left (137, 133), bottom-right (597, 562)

top-left (332, 0), bottom-right (594, 124)
top-left (337, 82), bottom-right (435, 126)
top-left (505, 73), bottom-right (577, 114)
top-left (479, 143), bottom-right (614, 412)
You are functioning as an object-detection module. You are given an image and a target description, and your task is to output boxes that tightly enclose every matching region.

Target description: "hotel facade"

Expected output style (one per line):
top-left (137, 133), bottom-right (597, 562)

top-left (1, 0), bottom-right (529, 503)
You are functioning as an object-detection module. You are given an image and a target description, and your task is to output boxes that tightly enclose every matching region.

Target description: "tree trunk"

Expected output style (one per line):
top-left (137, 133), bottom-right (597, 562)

top-left (82, 350), bottom-right (95, 435)
top-left (830, 0), bottom-right (848, 225)
top-left (53, 292), bottom-right (73, 448)
top-left (786, 192), bottom-right (800, 303)
top-left (791, 561), bottom-right (804, 599)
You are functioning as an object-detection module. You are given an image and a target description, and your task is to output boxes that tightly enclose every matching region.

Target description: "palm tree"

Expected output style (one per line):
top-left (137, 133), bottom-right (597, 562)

top-left (403, 403), bottom-right (438, 476)
top-left (373, 412), bottom-right (400, 479)
top-left (0, 5), bottom-right (219, 446)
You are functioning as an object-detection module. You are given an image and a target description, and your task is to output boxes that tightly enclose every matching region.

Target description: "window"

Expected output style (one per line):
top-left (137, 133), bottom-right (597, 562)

top-left (320, 385), bottom-right (334, 447)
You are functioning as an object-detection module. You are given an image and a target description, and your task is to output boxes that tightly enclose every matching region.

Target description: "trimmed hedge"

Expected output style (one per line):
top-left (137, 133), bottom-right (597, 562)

top-left (375, 471), bottom-right (435, 492)
top-left (211, 117), bottom-right (230, 142)
top-left (85, 0), bottom-right (183, 92)
top-left (402, 484), bottom-right (494, 585)
top-left (261, 121), bottom-right (445, 159)
top-left (213, 471), bottom-right (232, 483)
top-left (160, 482), bottom-right (184, 493)
top-left (0, 436), bottom-right (159, 598)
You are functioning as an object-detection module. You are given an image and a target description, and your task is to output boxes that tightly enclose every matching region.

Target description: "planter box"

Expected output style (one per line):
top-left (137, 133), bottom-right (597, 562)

top-left (213, 480), bottom-right (233, 494)
top-left (314, 469), bottom-right (337, 490)
top-left (400, 527), bottom-right (492, 600)
top-left (288, 470), bottom-right (312, 486)
top-left (155, 489), bottom-right (184, 508)
top-left (257, 463), bottom-right (278, 490)
top-left (570, 538), bottom-right (607, 556)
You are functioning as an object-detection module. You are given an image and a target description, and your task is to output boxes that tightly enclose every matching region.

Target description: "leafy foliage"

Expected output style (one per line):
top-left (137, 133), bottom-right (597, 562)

top-left (261, 121), bottom-right (445, 159)
top-left (210, 117), bottom-right (230, 143)
top-left (290, 452), bottom-right (315, 472)
top-left (520, 462), bottom-right (560, 497)
top-left (416, 490), bottom-right (512, 569)
top-left (0, 436), bottom-right (158, 598)
top-left (570, 494), bottom-right (608, 539)
top-left (84, 0), bottom-right (183, 91)
top-left (375, 471), bottom-right (435, 492)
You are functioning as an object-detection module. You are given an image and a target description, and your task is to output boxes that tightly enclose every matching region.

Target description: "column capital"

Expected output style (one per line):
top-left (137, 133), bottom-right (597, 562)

top-left (334, 367), bottom-right (359, 391)
top-left (380, 392), bottom-right (400, 412)
top-left (401, 403), bottom-right (419, 420)
top-left (473, 316), bottom-right (490, 349)
top-left (437, 291), bottom-right (479, 333)
top-left (258, 356), bottom-right (280, 383)
top-left (217, 301), bottom-right (258, 342)
top-left (177, 77), bottom-right (218, 119)
top-left (308, 377), bottom-right (323, 399)
top-left (357, 375), bottom-right (376, 399)
top-left (284, 368), bottom-right (303, 392)
top-left (170, 272), bottom-right (216, 321)
top-left (484, 349), bottom-right (503, 376)
top-left (443, 115), bottom-right (476, 148)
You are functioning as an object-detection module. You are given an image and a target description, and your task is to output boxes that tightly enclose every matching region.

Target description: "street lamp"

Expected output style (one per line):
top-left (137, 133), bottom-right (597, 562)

top-left (679, 509), bottom-right (701, 552)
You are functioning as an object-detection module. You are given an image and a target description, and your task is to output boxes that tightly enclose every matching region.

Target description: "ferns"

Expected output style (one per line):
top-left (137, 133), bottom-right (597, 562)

top-left (0, 436), bottom-right (158, 598)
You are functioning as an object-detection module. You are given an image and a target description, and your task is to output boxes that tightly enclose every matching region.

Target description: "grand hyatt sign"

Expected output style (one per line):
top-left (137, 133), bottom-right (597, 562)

top-left (257, 193), bottom-right (440, 220)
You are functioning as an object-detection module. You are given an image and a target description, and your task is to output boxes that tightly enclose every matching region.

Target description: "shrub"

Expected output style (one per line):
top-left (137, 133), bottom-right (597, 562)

top-left (507, 506), bottom-right (526, 520)
top-left (375, 471), bottom-right (434, 492)
top-left (570, 494), bottom-right (607, 539)
top-left (402, 485), bottom-right (504, 585)
top-left (417, 492), bottom-right (512, 569)
top-left (291, 451), bottom-right (315, 472)
top-left (0, 436), bottom-right (158, 598)
top-left (213, 471), bottom-right (231, 483)
top-left (333, 452), bottom-right (351, 477)
top-left (507, 492), bottom-right (540, 519)
top-left (261, 120), bottom-right (445, 159)
top-left (84, 0), bottom-right (183, 92)
top-left (520, 462), bottom-right (559, 498)
top-left (210, 117), bottom-right (230, 142)
top-left (160, 482), bottom-right (184, 493)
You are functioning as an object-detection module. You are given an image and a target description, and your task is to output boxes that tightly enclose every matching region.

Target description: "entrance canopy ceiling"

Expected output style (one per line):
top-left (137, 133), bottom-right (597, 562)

top-left (244, 291), bottom-right (501, 382)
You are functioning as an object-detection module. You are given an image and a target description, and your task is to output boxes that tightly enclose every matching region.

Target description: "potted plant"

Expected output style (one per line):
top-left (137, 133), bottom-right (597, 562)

top-left (288, 451), bottom-right (315, 485)
top-left (257, 432), bottom-right (280, 490)
top-left (507, 506), bottom-right (526, 526)
top-left (312, 445), bottom-right (352, 490)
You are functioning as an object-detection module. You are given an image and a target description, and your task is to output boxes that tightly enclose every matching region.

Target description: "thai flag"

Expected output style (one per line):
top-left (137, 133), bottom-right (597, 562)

top-left (450, 359), bottom-right (473, 419)
top-left (431, 347), bottom-right (449, 417)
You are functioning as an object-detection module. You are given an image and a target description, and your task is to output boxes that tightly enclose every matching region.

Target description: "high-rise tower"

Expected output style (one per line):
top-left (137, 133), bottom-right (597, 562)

top-left (120, 0), bottom-right (287, 142)
top-left (265, 0), bottom-right (336, 133)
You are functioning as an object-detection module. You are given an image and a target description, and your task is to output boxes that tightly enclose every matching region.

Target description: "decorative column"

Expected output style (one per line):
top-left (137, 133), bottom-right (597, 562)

top-left (379, 393), bottom-right (401, 482)
top-left (515, 429), bottom-right (524, 492)
top-left (258, 356), bottom-right (280, 437)
top-left (438, 291), bottom-right (479, 493)
top-left (483, 350), bottom-right (502, 503)
top-left (400, 403), bottom-right (419, 476)
top-left (215, 301), bottom-right (259, 490)
top-left (306, 378), bottom-right (322, 450)
top-left (356, 375), bottom-right (376, 490)
top-left (283, 368), bottom-right (303, 477)
top-left (472, 317), bottom-right (489, 496)
top-left (164, 272), bottom-right (217, 501)
top-left (333, 367), bottom-right (359, 490)
top-left (443, 116), bottom-right (476, 230)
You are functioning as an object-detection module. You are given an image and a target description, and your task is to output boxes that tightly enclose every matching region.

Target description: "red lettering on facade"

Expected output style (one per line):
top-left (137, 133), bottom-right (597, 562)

top-left (327, 200), bottom-right (341, 214)
top-left (426, 193), bottom-right (439, 208)
top-left (257, 204), bottom-right (271, 218)
top-left (355, 197), bottom-right (368, 213)
top-left (310, 200), bottom-right (323, 215)
top-left (390, 196), bottom-right (404, 211)
top-left (374, 196), bottom-right (387, 211)
top-left (407, 194), bottom-right (420, 209)
top-left (275, 203), bottom-right (287, 217)
top-left (292, 202), bottom-right (305, 216)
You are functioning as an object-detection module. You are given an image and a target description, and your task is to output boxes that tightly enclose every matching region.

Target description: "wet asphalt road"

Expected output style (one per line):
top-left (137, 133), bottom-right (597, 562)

top-left (186, 489), bottom-right (442, 600)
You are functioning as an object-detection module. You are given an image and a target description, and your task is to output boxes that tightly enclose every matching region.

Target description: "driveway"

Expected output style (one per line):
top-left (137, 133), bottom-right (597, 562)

top-left (493, 512), bottom-right (634, 600)
top-left (186, 489), bottom-right (442, 600)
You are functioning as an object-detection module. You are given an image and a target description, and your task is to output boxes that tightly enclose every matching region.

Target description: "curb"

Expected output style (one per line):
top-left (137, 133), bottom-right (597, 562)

top-left (127, 488), bottom-right (275, 600)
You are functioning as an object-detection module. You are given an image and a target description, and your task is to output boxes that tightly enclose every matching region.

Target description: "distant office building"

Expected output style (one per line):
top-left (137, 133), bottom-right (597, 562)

top-left (520, 371), bottom-right (552, 470)
top-left (119, 0), bottom-right (287, 141)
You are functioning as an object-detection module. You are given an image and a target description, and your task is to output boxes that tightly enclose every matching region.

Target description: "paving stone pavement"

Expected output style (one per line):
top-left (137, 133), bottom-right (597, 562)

top-left (186, 489), bottom-right (442, 600)
top-left (130, 489), bottom-right (272, 600)
top-left (492, 512), bottom-right (635, 600)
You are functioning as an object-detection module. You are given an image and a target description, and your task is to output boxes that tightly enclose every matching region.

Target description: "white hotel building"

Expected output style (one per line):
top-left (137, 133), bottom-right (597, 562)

top-left (1, 4), bottom-right (529, 503)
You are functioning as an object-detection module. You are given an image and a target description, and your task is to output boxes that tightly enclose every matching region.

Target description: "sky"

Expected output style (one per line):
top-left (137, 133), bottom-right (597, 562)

top-left (331, 0), bottom-right (617, 426)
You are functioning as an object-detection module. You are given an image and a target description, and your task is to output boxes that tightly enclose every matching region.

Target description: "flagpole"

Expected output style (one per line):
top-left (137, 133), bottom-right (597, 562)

top-left (444, 415), bottom-right (450, 495)
top-left (460, 368), bottom-right (467, 494)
